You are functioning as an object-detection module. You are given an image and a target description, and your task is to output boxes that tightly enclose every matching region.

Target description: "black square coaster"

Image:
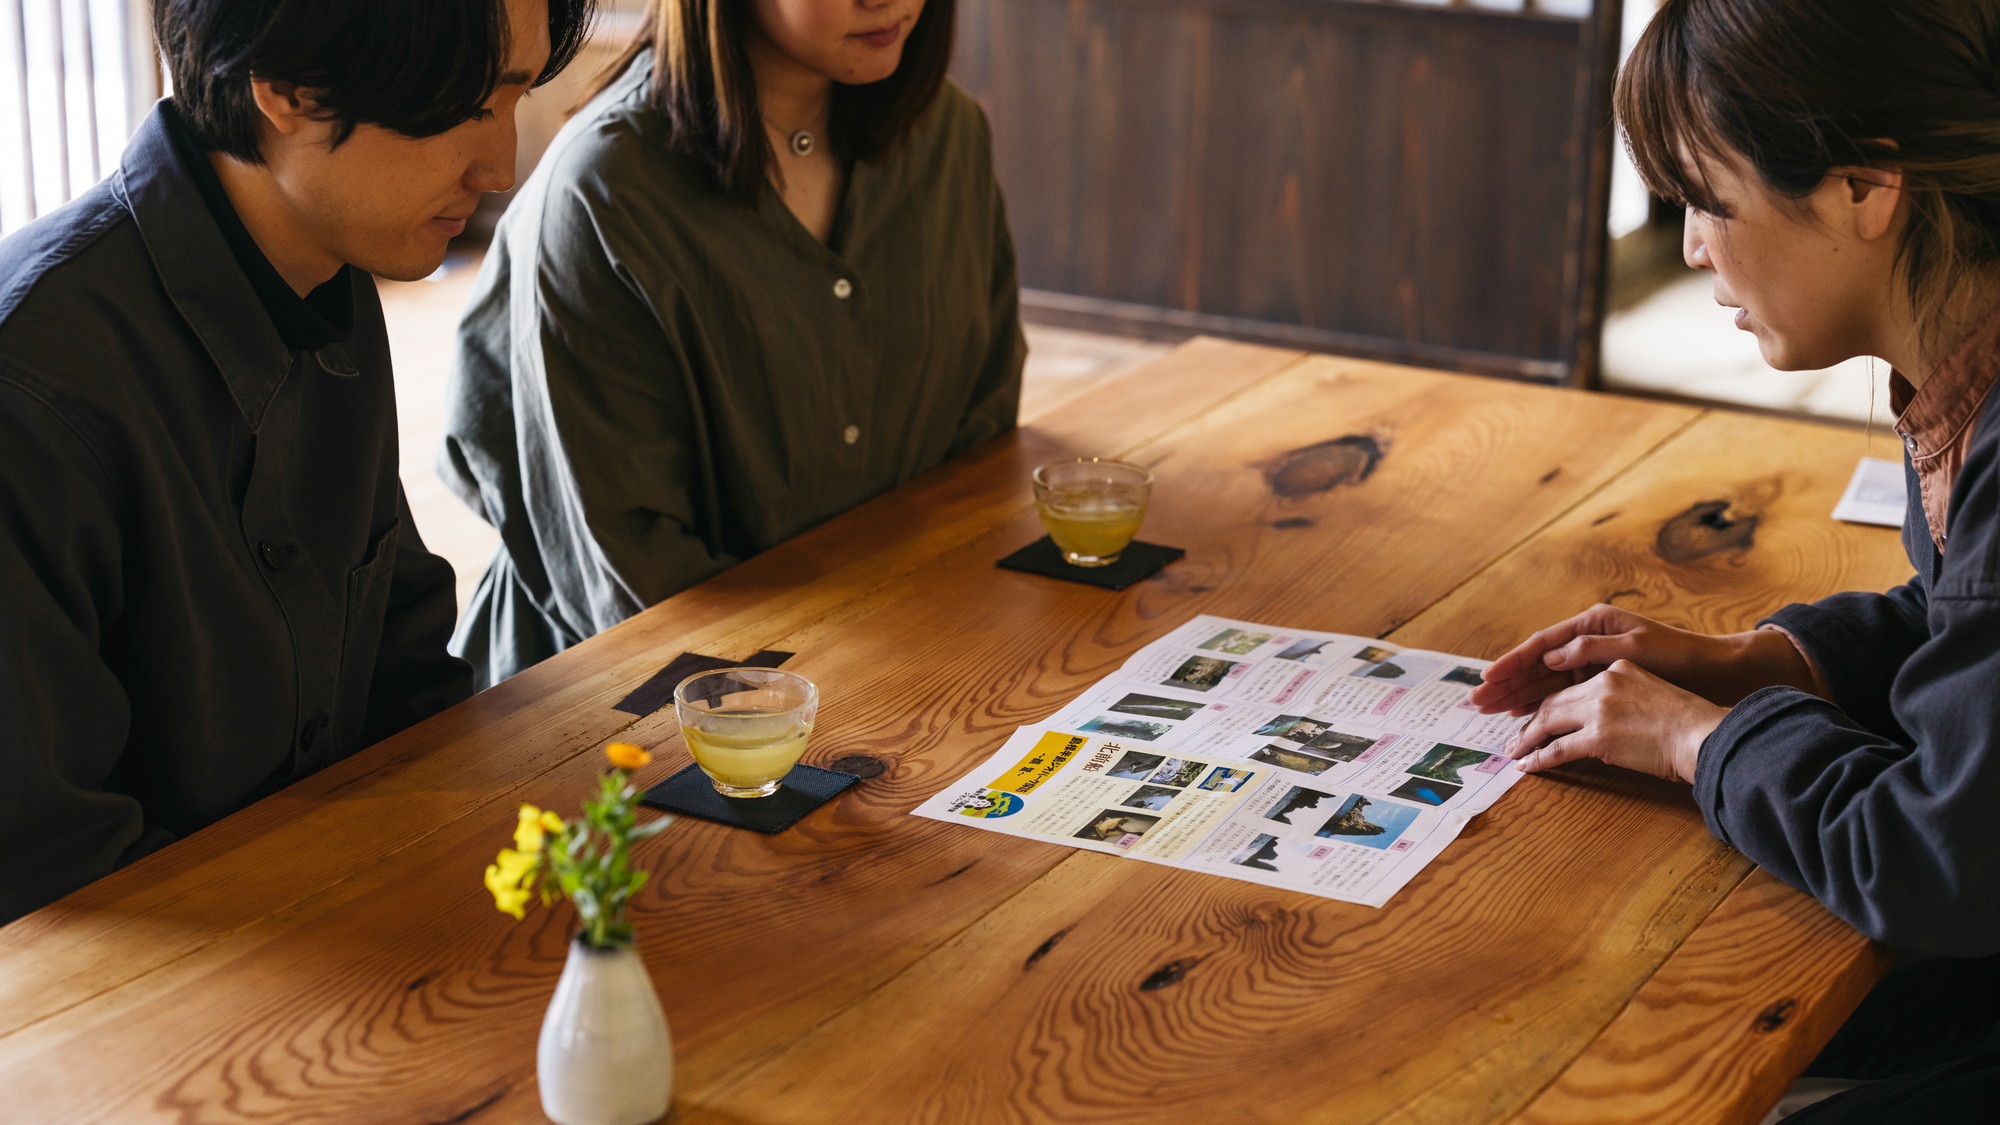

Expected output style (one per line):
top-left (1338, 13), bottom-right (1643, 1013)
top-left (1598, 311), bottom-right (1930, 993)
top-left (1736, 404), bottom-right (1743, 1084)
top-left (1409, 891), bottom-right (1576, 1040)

top-left (640, 762), bottom-right (858, 834)
top-left (996, 536), bottom-right (1185, 591)
top-left (613, 649), bottom-right (794, 717)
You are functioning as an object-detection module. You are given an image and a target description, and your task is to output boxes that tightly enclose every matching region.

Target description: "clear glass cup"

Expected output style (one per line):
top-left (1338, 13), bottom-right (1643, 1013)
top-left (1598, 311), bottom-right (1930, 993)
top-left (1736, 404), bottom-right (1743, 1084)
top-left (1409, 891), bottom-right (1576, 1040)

top-left (673, 668), bottom-right (819, 798)
top-left (1033, 458), bottom-right (1153, 567)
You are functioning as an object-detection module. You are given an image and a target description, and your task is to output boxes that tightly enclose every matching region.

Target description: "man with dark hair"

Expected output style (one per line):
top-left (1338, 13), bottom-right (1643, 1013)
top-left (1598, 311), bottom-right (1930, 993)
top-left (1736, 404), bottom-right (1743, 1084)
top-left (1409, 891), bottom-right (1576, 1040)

top-left (0, 0), bottom-right (593, 924)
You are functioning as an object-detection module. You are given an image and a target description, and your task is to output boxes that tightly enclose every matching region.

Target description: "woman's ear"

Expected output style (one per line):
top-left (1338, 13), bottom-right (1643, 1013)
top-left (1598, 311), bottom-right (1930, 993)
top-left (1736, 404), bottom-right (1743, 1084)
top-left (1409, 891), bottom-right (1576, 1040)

top-left (1830, 159), bottom-right (1904, 243)
top-left (247, 78), bottom-right (326, 140)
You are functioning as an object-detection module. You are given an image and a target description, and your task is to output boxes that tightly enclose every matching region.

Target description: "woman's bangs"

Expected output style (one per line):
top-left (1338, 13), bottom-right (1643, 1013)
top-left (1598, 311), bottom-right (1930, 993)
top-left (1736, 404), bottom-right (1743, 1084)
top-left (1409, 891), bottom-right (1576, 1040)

top-left (1615, 9), bottom-right (1733, 217)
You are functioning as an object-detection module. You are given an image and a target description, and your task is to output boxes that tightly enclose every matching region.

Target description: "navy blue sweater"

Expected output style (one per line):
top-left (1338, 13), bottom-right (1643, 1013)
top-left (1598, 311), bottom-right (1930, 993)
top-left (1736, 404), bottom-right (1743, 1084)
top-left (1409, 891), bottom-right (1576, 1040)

top-left (1697, 391), bottom-right (2000, 958)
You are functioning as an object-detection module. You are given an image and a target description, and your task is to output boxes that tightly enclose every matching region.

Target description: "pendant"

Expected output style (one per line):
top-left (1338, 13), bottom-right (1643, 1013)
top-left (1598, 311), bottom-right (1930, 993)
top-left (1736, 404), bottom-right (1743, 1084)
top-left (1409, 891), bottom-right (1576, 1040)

top-left (790, 130), bottom-right (814, 157)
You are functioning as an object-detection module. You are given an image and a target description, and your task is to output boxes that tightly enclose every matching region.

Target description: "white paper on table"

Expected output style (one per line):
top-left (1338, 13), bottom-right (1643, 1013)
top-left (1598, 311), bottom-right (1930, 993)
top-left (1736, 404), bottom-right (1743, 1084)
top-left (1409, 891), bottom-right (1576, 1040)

top-left (913, 616), bottom-right (1529, 907)
top-left (1831, 457), bottom-right (1906, 528)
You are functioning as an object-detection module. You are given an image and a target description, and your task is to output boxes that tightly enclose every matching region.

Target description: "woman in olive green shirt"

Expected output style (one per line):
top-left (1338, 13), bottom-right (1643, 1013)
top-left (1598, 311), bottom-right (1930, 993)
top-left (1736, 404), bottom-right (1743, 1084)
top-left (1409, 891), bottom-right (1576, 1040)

top-left (441, 0), bottom-right (1025, 686)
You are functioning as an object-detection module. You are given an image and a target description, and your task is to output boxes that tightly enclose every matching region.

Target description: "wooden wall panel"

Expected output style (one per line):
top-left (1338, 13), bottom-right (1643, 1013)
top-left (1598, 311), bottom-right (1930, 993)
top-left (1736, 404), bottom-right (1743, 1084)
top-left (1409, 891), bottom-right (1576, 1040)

top-left (956, 0), bottom-right (1621, 383)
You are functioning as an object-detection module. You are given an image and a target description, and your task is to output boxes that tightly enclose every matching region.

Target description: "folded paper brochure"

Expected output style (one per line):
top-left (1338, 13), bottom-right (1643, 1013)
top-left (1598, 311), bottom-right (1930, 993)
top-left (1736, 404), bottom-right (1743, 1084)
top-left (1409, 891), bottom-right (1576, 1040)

top-left (914, 615), bottom-right (1529, 907)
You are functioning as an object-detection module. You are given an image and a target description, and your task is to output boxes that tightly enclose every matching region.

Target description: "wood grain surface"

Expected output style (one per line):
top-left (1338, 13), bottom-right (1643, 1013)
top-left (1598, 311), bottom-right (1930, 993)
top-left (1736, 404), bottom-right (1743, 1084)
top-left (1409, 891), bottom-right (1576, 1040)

top-left (679, 401), bottom-right (1907, 1125)
top-left (1517, 871), bottom-right (1893, 1125)
top-left (0, 344), bottom-right (1914, 1125)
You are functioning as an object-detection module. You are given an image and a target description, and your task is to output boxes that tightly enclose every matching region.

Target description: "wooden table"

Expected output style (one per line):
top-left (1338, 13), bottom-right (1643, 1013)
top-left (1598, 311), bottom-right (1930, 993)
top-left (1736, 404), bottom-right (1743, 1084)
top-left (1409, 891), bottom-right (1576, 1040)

top-left (0, 340), bottom-right (1911, 1123)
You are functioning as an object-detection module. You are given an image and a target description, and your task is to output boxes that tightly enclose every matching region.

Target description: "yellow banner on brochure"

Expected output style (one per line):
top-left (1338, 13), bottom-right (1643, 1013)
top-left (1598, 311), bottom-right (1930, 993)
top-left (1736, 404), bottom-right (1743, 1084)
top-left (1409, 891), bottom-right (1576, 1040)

top-left (991, 731), bottom-right (1086, 794)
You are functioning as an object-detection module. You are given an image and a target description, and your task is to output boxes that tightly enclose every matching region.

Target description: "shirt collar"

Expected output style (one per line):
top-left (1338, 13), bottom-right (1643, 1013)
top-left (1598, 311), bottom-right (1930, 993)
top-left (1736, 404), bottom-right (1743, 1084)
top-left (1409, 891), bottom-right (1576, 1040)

top-left (116, 101), bottom-right (355, 430)
top-left (159, 103), bottom-right (354, 354)
top-left (1890, 301), bottom-right (2000, 459)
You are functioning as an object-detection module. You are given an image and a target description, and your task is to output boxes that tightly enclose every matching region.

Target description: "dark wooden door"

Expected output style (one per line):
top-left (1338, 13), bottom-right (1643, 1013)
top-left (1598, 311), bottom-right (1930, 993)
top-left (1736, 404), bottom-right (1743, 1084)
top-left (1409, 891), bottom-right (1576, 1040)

top-left (955, 0), bottom-right (1625, 385)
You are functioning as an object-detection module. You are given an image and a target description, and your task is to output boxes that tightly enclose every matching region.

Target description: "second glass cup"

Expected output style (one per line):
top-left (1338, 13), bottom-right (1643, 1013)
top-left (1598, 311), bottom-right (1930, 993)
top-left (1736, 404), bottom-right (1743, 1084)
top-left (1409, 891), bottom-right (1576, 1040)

top-left (1033, 458), bottom-right (1153, 567)
top-left (673, 668), bottom-right (819, 798)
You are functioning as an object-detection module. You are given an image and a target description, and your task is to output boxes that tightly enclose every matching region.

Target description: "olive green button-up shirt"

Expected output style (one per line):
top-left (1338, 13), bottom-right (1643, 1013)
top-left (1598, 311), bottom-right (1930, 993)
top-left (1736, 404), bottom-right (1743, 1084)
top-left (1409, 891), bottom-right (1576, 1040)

top-left (441, 56), bottom-right (1026, 686)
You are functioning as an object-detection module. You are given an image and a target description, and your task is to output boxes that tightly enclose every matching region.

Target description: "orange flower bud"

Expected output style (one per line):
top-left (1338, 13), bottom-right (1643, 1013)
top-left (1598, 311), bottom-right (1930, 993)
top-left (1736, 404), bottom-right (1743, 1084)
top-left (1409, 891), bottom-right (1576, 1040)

top-left (604, 742), bottom-right (652, 771)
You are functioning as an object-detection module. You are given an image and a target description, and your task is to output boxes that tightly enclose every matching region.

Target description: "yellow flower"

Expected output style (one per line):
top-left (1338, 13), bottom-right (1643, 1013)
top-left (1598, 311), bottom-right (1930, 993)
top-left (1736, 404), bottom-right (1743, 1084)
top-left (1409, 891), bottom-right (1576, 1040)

top-left (540, 810), bottom-right (563, 834)
top-left (605, 742), bottom-right (652, 771)
top-left (484, 847), bottom-right (540, 920)
top-left (514, 804), bottom-right (548, 852)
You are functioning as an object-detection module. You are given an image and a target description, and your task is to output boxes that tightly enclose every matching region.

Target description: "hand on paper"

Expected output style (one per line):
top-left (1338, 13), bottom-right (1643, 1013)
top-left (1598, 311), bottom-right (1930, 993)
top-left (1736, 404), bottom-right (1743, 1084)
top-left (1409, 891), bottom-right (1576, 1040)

top-left (1501, 659), bottom-right (1726, 783)
top-left (1469, 603), bottom-right (1816, 716)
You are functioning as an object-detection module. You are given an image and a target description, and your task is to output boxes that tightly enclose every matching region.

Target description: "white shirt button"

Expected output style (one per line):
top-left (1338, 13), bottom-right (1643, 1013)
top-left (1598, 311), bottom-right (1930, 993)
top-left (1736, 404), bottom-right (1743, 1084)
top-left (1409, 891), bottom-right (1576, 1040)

top-left (843, 424), bottom-right (860, 445)
top-left (833, 278), bottom-right (853, 299)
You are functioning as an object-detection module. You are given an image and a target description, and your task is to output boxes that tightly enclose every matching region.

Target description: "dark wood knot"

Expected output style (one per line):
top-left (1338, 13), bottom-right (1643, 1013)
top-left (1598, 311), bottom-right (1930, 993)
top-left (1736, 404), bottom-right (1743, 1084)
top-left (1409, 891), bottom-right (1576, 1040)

top-left (1271, 517), bottom-right (1314, 529)
top-left (1657, 500), bottom-right (1759, 563)
top-left (1261, 435), bottom-right (1385, 498)
top-left (1139, 958), bottom-right (1200, 992)
top-left (826, 755), bottom-right (885, 779)
top-left (1024, 928), bottom-right (1069, 970)
top-left (1752, 998), bottom-right (1797, 1033)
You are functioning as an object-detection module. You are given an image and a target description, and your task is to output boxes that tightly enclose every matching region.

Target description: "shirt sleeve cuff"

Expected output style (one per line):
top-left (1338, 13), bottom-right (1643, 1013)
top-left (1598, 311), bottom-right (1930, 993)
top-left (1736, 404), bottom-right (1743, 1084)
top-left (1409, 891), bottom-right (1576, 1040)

top-left (1756, 623), bottom-right (1832, 699)
top-left (1693, 684), bottom-right (1811, 851)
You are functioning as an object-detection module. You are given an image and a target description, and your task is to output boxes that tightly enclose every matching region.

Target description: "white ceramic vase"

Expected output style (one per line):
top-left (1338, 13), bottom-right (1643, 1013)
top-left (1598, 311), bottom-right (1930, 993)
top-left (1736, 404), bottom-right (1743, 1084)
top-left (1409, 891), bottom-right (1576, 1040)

top-left (537, 939), bottom-right (674, 1125)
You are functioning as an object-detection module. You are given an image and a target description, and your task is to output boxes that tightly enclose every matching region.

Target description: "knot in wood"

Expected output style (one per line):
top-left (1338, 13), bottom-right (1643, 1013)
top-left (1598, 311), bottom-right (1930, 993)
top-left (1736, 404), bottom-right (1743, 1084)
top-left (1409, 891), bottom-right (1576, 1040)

top-left (1752, 998), bottom-right (1797, 1034)
top-left (1139, 957), bottom-right (1200, 992)
top-left (1261, 435), bottom-right (1385, 498)
top-left (1023, 928), bottom-right (1070, 970)
top-left (826, 755), bottom-right (885, 779)
top-left (1657, 500), bottom-right (1759, 563)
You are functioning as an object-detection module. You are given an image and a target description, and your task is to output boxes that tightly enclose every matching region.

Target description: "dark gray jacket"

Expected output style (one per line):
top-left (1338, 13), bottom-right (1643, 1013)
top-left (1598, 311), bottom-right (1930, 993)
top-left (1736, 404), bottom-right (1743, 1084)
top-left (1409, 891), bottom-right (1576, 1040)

top-left (1699, 389), bottom-right (2000, 958)
top-left (0, 107), bottom-right (470, 923)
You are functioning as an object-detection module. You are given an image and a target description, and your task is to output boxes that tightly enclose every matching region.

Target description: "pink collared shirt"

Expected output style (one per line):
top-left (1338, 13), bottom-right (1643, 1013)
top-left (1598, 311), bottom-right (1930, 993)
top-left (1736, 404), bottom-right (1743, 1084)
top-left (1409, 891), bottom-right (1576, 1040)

top-left (1889, 306), bottom-right (2000, 552)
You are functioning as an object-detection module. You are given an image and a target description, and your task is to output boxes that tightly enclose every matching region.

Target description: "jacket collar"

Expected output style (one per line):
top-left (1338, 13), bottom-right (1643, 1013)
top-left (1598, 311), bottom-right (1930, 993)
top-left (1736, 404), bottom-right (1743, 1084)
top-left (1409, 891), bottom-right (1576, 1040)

top-left (116, 101), bottom-right (294, 431)
top-left (1890, 299), bottom-right (2000, 460)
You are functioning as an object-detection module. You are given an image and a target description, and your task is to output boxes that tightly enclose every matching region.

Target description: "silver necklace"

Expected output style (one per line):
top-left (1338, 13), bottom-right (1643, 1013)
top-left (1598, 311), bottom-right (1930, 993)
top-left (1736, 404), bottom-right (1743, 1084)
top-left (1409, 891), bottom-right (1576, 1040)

top-left (767, 114), bottom-right (824, 157)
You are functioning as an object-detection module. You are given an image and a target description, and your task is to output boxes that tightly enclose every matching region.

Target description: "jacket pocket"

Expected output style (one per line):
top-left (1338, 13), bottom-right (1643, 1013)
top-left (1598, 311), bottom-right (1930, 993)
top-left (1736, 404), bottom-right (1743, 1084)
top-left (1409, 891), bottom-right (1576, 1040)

top-left (329, 518), bottom-right (402, 757)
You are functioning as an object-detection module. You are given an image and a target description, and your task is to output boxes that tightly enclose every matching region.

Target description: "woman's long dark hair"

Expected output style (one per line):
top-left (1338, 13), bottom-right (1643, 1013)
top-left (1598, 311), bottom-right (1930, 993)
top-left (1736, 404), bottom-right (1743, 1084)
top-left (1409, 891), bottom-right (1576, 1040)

top-left (1618, 0), bottom-right (2000, 357)
top-left (589, 0), bottom-right (954, 199)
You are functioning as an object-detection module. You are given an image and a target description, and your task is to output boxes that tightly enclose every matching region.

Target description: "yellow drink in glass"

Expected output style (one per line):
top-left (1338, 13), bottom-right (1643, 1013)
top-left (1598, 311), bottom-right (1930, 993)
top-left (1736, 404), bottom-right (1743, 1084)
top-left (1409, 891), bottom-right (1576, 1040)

top-left (1032, 459), bottom-right (1153, 567)
top-left (684, 718), bottom-right (812, 795)
top-left (674, 668), bottom-right (819, 798)
top-left (1038, 492), bottom-right (1146, 562)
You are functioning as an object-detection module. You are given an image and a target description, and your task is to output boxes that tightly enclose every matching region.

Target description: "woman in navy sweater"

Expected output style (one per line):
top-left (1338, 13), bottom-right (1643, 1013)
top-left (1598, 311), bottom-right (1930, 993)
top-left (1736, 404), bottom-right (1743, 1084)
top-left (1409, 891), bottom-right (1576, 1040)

top-left (1473, 1), bottom-right (2000, 1119)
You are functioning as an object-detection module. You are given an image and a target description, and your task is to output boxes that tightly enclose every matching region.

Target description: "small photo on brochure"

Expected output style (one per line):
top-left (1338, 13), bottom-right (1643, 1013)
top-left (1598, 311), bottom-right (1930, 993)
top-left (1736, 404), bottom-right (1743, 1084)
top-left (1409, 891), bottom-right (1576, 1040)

top-left (1075, 809), bottom-right (1162, 848)
top-left (1263, 785), bottom-right (1338, 826)
top-left (1107, 692), bottom-right (1206, 722)
top-left (1106, 750), bottom-right (1167, 781)
top-left (1406, 743), bottom-right (1500, 785)
top-left (1248, 743), bottom-right (1341, 775)
top-left (1197, 628), bottom-right (1273, 656)
top-left (1121, 784), bottom-right (1181, 812)
top-left (1079, 715), bottom-right (1172, 742)
top-left (1165, 655), bottom-right (1240, 693)
top-left (1254, 714), bottom-right (1331, 744)
top-left (1350, 653), bottom-right (1442, 683)
top-left (1441, 665), bottom-right (1486, 688)
top-left (1275, 638), bottom-right (1332, 662)
top-left (1227, 833), bottom-right (1286, 872)
top-left (1314, 794), bottom-right (1422, 850)
top-left (1148, 758), bottom-right (1208, 788)
top-left (1304, 728), bottom-right (1377, 762)
top-left (1352, 644), bottom-right (1397, 664)
top-left (1388, 776), bottom-right (1461, 807)
top-left (1198, 766), bottom-right (1255, 792)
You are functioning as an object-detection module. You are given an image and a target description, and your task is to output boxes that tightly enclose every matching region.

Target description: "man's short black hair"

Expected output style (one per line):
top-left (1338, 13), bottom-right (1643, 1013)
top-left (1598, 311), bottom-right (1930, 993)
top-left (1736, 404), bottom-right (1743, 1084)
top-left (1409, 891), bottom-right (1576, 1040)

top-left (156, 0), bottom-right (596, 162)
